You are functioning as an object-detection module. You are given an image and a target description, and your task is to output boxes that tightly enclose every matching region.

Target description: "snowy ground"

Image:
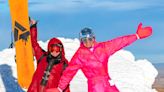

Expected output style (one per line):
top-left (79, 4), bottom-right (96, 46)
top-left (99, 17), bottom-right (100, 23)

top-left (0, 37), bottom-right (158, 92)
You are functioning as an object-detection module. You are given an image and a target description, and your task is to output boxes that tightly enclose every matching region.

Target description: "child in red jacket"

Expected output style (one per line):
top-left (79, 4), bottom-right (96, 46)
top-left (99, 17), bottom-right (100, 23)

top-left (27, 18), bottom-right (70, 92)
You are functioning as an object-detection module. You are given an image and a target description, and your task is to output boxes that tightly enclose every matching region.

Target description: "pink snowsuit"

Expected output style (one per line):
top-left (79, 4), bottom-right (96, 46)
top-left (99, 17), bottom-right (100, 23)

top-left (58, 34), bottom-right (138, 92)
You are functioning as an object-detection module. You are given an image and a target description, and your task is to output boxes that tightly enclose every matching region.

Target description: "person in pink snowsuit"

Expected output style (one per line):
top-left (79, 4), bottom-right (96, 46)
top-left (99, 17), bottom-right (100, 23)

top-left (46, 23), bottom-right (152, 92)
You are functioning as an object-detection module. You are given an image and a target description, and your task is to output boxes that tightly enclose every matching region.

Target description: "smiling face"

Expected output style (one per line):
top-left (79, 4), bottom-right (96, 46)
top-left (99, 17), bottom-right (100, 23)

top-left (49, 44), bottom-right (62, 57)
top-left (50, 51), bottom-right (60, 57)
top-left (79, 28), bottom-right (95, 48)
top-left (81, 37), bottom-right (95, 48)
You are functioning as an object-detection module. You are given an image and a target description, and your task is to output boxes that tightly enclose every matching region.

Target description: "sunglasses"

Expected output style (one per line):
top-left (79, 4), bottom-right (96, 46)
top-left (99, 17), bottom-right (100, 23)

top-left (81, 37), bottom-right (94, 43)
top-left (49, 44), bottom-right (62, 53)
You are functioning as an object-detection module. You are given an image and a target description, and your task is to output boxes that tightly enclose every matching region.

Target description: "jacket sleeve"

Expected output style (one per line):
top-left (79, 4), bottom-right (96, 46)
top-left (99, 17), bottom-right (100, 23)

top-left (104, 34), bottom-right (138, 56)
top-left (58, 50), bottom-right (82, 90)
top-left (30, 23), bottom-right (44, 62)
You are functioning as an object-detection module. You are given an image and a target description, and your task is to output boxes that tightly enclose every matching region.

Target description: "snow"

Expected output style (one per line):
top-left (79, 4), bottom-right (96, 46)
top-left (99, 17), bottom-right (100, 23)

top-left (0, 37), bottom-right (158, 92)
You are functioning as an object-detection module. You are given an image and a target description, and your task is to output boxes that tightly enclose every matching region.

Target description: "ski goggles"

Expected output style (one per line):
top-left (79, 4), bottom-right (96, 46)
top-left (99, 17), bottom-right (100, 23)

top-left (49, 44), bottom-right (62, 53)
top-left (81, 37), bottom-right (94, 43)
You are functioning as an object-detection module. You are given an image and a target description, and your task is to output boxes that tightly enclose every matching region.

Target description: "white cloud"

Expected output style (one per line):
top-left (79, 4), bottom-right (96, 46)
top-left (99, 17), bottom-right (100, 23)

top-left (90, 1), bottom-right (151, 10)
top-left (29, 0), bottom-right (84, 13)
top-left (29, 0), bottom-right (164, 12)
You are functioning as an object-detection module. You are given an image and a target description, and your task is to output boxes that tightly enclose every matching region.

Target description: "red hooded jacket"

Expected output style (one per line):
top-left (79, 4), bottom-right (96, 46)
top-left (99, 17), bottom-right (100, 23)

top-left (27, 24), bottom-right (70, 92)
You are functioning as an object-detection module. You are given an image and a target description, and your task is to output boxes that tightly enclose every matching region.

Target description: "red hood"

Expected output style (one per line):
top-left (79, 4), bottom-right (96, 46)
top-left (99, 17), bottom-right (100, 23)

top-left (48, 38), bottom-right (65, 56)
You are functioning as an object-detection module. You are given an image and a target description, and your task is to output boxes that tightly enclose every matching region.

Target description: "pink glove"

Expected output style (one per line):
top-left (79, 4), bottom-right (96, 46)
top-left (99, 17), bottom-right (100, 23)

top-left (136, 23), bottom-right (152, 39)
top-left (46, 88), bottom-right (62, 92)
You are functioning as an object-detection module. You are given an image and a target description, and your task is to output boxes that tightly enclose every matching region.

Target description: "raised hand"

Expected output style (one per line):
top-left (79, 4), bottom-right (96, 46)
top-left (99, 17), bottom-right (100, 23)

top-left (136, 23), bottom-right (152, 39)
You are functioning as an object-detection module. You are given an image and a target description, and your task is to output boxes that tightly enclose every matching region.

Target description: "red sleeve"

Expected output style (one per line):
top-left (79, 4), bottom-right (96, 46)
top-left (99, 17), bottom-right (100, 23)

top-left (30, 24), bottom-right (44, 62)
top-left (104, 34), bottom-right (138, 56)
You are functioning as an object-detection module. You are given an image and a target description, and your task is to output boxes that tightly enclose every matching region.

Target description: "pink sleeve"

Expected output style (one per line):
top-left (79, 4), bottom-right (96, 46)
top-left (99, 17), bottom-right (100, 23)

top-left (58, 50), bottom-right (82, 90)
top-left (104, 34), bottom-right (137, 56)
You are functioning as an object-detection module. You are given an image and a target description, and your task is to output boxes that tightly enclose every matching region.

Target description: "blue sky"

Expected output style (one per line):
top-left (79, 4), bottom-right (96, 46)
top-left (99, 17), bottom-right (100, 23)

top-left (0, 0), bottom-right (164, 63)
